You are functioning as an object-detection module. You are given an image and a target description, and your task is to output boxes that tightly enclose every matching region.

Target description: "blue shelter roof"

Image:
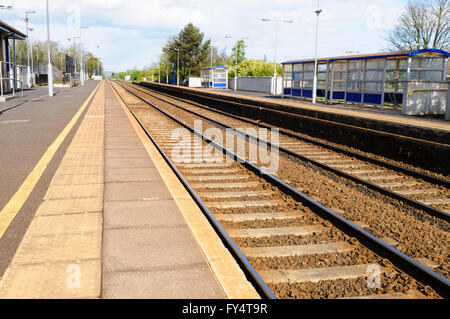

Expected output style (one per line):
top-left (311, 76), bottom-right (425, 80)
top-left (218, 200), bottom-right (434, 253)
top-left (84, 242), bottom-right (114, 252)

top-left (282, 49), bottom-right (450, 65)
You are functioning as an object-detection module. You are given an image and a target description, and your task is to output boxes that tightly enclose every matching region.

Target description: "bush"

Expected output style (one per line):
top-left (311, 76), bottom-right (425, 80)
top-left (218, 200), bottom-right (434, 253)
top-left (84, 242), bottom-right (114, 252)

top-left (228, 59), bottom-right (282, 78)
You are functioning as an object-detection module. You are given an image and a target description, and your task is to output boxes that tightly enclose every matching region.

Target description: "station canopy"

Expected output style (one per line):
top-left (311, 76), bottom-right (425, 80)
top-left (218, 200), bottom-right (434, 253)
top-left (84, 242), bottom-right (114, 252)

top-left (0, 20), bottom-right (27, 40)
top-left (281, 49), bottom-right (450, 110)
top-left (201, 66), bottom-right (229, 89)
top-left (282, 49), bottom-right (450, 65)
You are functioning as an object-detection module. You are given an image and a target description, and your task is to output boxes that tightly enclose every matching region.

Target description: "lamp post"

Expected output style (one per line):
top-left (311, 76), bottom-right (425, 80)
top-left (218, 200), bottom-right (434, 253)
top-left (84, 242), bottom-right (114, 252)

top-left (73, 36), bottom-right (80, 73)
top-left (174, 48), bottom-right (179, 86)
top-left (68, 38), bottom-right (76, 72)
top-left (225, 36), bottom-right (248, 91)
top-left (83, 49), bottom-right (87, 80)
top-left (312, 1), bottom-right (322, 104)
top-left (80, 26), bottom-right (88, 85)
top-left (166, 61), bottom-right (169, 84)
top-left (98, 58), bottom-right (101, 77)
top-left (45, 0), bottom-right (53, 97)
top-left (28, 28), bottom-right (33, 76)
top-left (23, 10), bottom-right (35, 88)
top-left (59, 49), bottom-right (63, 73)
top-left (96, 45), bottom-right (100, 76)
top-left (262, 18), bottom-right (293, 95)
top-left (210, 42), bottom-right (213, 68)
top-left (224, 36), bottom-right (236, 90)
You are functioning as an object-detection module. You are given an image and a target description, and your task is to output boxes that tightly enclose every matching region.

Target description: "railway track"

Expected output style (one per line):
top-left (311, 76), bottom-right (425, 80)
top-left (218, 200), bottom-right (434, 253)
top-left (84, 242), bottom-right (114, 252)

top-left (137, 82), bottom-right (450, 175)
top-left (120, 82), bottom-right (450, 278)
top-left (128, 81), bottom-right (450, 220)
top-left (111, 80), bottom-right (449, 299)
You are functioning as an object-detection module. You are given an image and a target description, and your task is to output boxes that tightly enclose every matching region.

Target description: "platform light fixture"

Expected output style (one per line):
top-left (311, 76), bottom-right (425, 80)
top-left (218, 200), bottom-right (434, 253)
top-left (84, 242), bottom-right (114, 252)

top-left (68, 36), bottom-right (81, 73)
top-left (312, 0), bottom-right (322, 104)
top-left (174, 48), bottom-right (179, 86)
top-left (80, 26), bottom-right (88, 86)
top-left (96, 45), bottom-right (100, 76)
top-left (23, 10), bottom-right (36, 88)
top-left (225, 35), bottom-right (249, 91)
top-left (45, 0), bottom-right (53, 96)
top-left (59, 48), bottom-right (64, 73)
top-left (262, 18), bottom-right (293, 95)
top-left (210, 41), bottom-right (213, 69)
top-left (166, 60), bottom-right (169, 84)
top-left (28, 27), bottom-right (34, 75)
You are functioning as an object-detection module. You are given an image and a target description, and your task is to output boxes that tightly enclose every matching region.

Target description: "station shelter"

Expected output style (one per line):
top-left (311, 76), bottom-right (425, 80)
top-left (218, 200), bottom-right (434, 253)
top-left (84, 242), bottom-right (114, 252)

top-left (0, 19), bottom-right (27, 97)
top-left (281, 49), bottom-right (450, 115)
top-left (201, 66), bottom-right (228, 89)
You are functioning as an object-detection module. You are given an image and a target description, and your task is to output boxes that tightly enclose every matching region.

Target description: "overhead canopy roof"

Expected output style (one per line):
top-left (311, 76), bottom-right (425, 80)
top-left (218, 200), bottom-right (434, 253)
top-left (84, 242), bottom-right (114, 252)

top-left (282, 49), bottom-right (450, 65)
top-left (0, 19), bottom-right (27, 40)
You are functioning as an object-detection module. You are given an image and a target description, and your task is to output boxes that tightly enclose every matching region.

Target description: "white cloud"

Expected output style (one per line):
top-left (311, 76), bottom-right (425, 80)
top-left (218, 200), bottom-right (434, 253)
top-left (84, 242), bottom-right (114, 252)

top-left (3, 0), bottom-right (406, 72)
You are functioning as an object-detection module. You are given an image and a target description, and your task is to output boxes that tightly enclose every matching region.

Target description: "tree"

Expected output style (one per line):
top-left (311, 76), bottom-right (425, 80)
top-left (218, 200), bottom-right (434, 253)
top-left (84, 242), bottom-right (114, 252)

top-left (118, 72), bottom-right (127, 80)
top-left (230, 40), bottom-right (246, 66)
top-left (228, 59), bottom-right (281, 78)
top-left (387, 0), bottom-right (450, 50)
top-left (85, 54), bottom-right (102, 76)
top-left (8, 39), bottom-right (102, 77)
top-left (162, 23), bottom-right (211, 80)
top-left (129, 69), bottom-right (142, 81)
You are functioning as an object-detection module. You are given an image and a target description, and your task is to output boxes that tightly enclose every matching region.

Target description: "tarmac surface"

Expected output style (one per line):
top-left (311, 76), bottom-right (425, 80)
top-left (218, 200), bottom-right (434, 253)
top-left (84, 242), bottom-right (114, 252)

top-left (0, 81), bottom-right (99, 277)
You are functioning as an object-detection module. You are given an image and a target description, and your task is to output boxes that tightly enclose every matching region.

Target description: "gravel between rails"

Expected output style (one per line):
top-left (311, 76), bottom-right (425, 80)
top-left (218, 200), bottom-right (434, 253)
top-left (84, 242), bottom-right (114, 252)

top-left (132, 83), bottom-right (449, 181)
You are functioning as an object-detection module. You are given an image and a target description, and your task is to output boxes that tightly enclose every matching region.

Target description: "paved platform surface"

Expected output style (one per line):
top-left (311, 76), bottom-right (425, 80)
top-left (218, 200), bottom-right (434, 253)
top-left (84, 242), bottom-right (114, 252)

top-left (102, 82), bottom-right (226, 299)
top-left (0, 80), bottom-right (259, 299)
top-left (164, 84), bottom-right (450, 133)
top-left (0, 81), bottom-right (100, 277)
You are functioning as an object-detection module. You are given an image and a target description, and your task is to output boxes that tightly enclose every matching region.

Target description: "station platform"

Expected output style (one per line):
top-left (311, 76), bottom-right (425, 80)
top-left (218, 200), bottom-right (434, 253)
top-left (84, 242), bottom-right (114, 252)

top-left (203, 88), bottom-right (450, 133)
top-left (0, 80), bottom-right (258, 299)
top-left (141, 83), bottom-right (450, 139)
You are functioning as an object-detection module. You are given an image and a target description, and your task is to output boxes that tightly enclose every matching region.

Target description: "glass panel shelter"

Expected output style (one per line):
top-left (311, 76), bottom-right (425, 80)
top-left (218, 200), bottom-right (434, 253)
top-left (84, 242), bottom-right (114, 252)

top-left (201, 66), bottom-right (229, 89)
top-left (0, 20), bottom-right (27, 95)
top-left (282, 49), bottom-right (450, 114)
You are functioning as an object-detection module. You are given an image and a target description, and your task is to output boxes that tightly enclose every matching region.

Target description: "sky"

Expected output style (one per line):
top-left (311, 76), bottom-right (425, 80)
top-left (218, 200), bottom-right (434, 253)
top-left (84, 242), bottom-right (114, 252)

top-left (0, 0), bottom-right (408, 72)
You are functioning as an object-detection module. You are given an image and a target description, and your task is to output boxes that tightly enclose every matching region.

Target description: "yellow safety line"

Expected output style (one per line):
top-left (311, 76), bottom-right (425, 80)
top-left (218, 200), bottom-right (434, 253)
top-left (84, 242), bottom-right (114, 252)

top-left (409, 88), bottom-right (448, 96)
top-left (0, 81), bottom-right (102, 239)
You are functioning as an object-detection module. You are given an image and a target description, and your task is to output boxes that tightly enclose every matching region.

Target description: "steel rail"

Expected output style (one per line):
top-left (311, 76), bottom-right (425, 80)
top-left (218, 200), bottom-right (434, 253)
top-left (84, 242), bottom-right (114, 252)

top-left (117, 81), bottom-right (450, 299)
top-left (122, 81), bottom-right (450, 221)
top-left (133, 81), bottom-right (450, 188)
top-left (110, 81), bottom-right (276, 299)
